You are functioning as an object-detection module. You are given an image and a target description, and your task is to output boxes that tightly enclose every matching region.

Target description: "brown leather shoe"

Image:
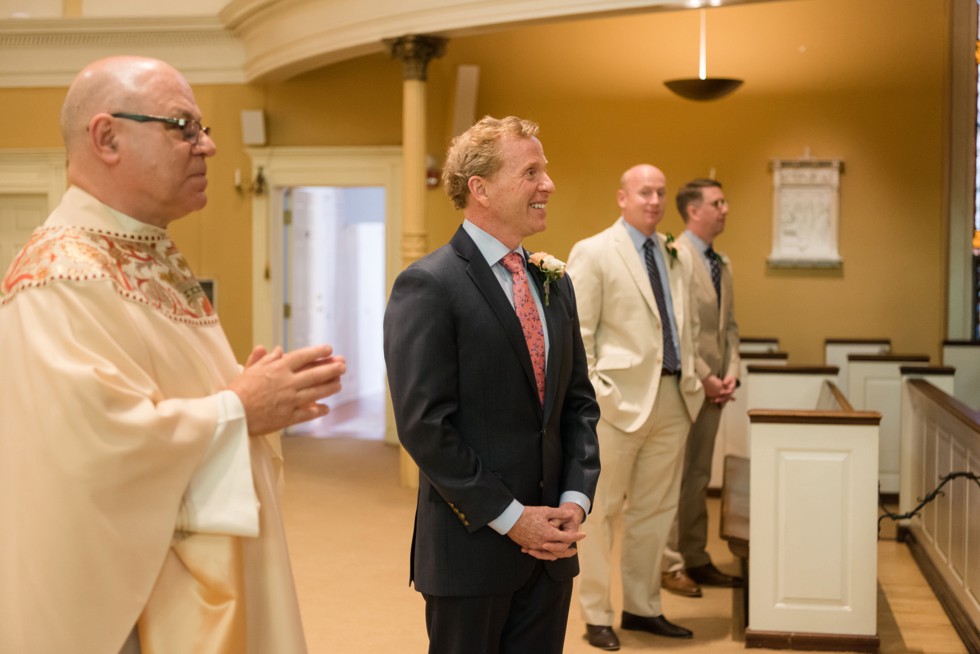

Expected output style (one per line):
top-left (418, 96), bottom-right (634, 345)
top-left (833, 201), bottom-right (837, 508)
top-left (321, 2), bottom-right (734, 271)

top-left (584, 624), bottom-right (621, 651)
top-left (686, 561), bottom-right (743, 587)
top-left (621, 612), bottom-right (693, 639)
top-left (661, 568), bottom-right (703, 597)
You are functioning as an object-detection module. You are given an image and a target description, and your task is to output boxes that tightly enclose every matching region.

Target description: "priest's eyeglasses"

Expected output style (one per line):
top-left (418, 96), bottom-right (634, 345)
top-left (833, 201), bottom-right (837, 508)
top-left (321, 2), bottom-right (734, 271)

top-left (111, 113), bottom-right (211, 145)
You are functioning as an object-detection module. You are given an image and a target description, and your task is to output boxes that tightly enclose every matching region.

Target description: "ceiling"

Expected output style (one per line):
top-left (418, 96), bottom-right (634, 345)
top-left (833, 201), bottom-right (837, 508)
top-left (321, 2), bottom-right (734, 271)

top-left (0, 0), bottom-right (960, 95)
top-left (441, 1), bottom-right (942, 99)
top-left (0, 0), bottom-right (226, 19)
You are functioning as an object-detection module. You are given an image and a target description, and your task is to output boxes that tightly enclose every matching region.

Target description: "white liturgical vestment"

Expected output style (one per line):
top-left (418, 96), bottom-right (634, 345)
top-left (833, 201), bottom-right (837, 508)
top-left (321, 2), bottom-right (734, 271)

top-left (0, 187), bottom-right (307, 654)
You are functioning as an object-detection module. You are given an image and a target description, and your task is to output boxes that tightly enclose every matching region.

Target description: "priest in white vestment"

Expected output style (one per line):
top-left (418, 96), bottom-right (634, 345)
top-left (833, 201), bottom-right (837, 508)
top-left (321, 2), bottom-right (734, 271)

top-left (0, 56), bottom-right (346, 654)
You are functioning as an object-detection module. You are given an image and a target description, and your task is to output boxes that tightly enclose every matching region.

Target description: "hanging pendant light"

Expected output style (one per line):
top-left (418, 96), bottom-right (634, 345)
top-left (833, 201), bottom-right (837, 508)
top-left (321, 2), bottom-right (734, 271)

top-left (664, 9), bottom-right (743, 101)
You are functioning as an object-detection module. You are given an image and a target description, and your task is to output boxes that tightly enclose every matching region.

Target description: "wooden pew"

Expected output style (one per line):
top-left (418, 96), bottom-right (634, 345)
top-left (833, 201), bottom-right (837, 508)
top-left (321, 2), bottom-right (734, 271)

top-left (746, 364), bottom-right (839, 410)
top-left (846, 354), bottom-right (947, 495)
top-left (747, 406), bottom-right (881, 651)
top-left (941, 339), bottom-right (980, 409)
top-left (740, 336), bottom-right (781, 354)
top-left (709, 352), bottom-right (789, 490)
top-left (823, 337), bottom-right (891, 395)
top-left (720, 378), bottom-right (882, 650)
top-left (720, 454), bottom-right (749, 639)
top-left (719, 377), bottom-right (858, 639)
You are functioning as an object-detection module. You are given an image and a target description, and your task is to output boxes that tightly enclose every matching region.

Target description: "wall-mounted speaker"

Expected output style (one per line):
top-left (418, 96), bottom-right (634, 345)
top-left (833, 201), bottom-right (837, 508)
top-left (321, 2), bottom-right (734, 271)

top-left (241, 109), bottom-right (266, 146)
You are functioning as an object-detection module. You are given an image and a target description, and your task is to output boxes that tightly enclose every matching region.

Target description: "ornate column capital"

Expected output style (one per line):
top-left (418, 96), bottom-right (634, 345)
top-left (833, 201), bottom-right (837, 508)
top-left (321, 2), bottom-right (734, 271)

top-left (384, 34), bottom-right (447, 81)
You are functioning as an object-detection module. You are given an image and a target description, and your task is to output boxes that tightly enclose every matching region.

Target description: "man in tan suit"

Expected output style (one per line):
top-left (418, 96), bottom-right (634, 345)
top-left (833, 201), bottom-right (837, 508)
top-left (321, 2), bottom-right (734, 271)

top-left (661, 179), bottom-right (742, 599)
top-left (567, 164), bottom-right (704, 650)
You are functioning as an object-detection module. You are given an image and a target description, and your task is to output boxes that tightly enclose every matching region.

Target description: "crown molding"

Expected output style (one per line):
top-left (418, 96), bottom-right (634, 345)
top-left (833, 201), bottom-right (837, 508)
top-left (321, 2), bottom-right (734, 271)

top-left (0, 0), bottom-right (775, 87)
top-left (224, 0), bottom-right (689, 82)
top-left (0, 16), bottom-right (245, 87)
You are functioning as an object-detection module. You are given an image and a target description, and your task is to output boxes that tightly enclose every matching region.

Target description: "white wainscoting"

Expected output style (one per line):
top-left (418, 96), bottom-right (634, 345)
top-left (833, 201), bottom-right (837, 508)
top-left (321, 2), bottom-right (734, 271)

top-left (899, 379), bottom-right (980, 639)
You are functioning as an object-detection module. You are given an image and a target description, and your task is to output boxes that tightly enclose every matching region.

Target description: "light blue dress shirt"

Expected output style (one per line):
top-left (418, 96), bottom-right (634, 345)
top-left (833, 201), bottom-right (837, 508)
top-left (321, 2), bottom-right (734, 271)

top-left (461, 220), bottom-right (591, 534)
top-left (681, 229), bottom-right (714, 276)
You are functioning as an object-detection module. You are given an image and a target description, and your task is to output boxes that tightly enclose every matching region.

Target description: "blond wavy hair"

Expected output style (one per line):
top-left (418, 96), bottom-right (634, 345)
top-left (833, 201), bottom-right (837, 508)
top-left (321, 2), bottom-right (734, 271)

top-left (442, 115), bottom-right (540, 210)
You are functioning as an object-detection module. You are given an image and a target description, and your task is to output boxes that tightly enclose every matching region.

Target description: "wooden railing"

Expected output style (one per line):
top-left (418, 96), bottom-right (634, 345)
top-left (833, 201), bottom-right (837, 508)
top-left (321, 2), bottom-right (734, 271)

top-left (899, 379), bottom-right (980, 651)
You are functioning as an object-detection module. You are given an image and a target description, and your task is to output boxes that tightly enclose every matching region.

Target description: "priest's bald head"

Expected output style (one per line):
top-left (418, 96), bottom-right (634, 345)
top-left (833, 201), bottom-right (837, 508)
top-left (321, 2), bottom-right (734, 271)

top-left (60, 56), bottom-right (217, 228)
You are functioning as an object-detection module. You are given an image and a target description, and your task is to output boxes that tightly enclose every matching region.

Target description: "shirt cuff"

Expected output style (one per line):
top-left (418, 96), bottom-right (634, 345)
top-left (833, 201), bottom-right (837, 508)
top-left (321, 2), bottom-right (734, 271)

top-left (488, 499), bottom-right (524, 535)
top-left (560, 491), bottom-right (592, 522)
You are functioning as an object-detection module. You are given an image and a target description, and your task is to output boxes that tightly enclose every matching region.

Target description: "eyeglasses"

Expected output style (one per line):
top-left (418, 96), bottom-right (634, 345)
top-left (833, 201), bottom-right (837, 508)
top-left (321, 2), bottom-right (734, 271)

top-left (110, 112), bottom-right (211, 145)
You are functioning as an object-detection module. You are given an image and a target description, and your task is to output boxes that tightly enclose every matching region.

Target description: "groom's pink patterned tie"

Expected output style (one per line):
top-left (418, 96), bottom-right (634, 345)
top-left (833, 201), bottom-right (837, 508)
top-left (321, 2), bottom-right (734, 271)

top-left (502, 252), bottom-right (546, 405)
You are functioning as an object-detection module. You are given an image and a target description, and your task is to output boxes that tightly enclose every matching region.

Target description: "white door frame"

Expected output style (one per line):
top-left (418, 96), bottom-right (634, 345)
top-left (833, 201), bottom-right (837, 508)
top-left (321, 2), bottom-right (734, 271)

top-left (0, 149), bottom-right (67, 209)
top-left (246, 146), bottom-right (403, 442)
top-left (246, 146), bottom-right (402, 348)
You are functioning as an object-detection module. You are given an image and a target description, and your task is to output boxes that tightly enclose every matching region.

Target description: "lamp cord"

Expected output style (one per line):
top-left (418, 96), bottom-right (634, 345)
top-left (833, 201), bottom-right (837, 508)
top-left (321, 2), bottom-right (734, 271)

top-left (878, 472), bottom-right (980, 537)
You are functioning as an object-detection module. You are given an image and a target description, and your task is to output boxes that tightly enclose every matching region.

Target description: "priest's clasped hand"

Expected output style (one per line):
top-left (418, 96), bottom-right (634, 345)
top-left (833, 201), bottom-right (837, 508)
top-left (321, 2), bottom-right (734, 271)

top-left (229, 344), bottom-right (347, 436)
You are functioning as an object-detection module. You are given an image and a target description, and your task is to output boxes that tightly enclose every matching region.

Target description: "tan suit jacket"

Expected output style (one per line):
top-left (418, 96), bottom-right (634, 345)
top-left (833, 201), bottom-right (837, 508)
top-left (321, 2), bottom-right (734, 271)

top-left (678, 232), bottom-right (739, 381)
top-left (566, 219), bottom-right (704, 433)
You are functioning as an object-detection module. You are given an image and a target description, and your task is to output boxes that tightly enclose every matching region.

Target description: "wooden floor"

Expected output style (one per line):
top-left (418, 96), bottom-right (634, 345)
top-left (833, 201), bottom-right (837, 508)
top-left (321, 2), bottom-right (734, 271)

top-left (279, 401), bottom-right (968, 654)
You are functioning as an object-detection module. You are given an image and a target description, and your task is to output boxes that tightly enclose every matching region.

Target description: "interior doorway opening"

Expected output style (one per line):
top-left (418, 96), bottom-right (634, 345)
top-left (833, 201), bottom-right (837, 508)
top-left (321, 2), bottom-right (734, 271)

top-left (246, 145), bottom-right (402, 444)
top-left (284, 185), bottom-right (386, 440)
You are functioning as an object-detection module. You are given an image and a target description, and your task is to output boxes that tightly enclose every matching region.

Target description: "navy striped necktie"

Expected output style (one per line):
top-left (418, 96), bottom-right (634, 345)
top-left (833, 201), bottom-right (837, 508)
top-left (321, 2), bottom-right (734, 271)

top-left (643, 239), bottom-right (679, 373)
top-left (706, 246), bottom-right (721, 306)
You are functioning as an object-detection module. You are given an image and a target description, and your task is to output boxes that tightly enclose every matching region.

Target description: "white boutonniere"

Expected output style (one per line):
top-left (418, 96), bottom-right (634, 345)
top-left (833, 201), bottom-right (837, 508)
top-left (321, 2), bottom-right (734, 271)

top-left (665, 233), bottom-right (678, 268)
top-left (528, 251), bottom-right (566, 306)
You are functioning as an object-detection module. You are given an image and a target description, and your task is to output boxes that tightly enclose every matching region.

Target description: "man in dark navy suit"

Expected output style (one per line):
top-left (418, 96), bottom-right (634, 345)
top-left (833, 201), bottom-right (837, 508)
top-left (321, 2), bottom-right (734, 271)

top-left (383, 115), bottom-right (600, 654)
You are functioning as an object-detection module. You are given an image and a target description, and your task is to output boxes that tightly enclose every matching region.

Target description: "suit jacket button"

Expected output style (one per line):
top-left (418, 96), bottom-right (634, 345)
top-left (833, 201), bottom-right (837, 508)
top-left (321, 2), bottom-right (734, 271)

top-left (539, 480), bottom-right (545, 489)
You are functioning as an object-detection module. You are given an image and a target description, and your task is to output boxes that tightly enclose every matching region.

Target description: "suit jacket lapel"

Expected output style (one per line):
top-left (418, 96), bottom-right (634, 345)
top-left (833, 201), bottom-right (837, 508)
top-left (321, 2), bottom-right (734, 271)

top-left (452, 228), bottom-right (541, 410)
top-left (611, 223), bottom-right (660, 319)
top-left (681, 234), bottom-right (716, 306)
top-left (719, 258), bottom-right (732, 326)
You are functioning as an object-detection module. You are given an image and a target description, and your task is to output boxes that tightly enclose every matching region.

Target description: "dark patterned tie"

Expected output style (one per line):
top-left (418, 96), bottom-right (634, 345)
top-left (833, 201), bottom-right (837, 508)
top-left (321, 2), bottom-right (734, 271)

top-left (501, 252), bottom-right (546, 405)
top-left (643, 239), bottom-right (680, 373)
top-left (706, 245), bottom-right (722, 306)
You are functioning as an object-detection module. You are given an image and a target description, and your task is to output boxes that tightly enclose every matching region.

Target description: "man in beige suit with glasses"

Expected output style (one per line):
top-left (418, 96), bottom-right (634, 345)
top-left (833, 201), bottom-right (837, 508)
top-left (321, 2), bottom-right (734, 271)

top-left (661, 178), bottom-right (742, 600)
top-left (567, 163), bottom-right (704, 650)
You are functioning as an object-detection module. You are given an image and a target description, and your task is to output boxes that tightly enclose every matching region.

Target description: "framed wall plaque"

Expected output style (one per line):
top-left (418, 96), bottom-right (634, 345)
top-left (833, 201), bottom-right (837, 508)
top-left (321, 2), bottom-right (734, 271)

top-left (768, 158), bottom-right (843, 268)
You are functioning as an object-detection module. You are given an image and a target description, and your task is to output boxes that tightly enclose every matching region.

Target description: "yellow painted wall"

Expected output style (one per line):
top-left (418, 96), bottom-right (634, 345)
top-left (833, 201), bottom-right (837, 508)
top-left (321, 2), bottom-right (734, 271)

top-left (171, 84), bottom-right (266, 358)
top-left (0, 0), bottom-right (955, 366)
top-left (420, 0), bottom-right (950, 365)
